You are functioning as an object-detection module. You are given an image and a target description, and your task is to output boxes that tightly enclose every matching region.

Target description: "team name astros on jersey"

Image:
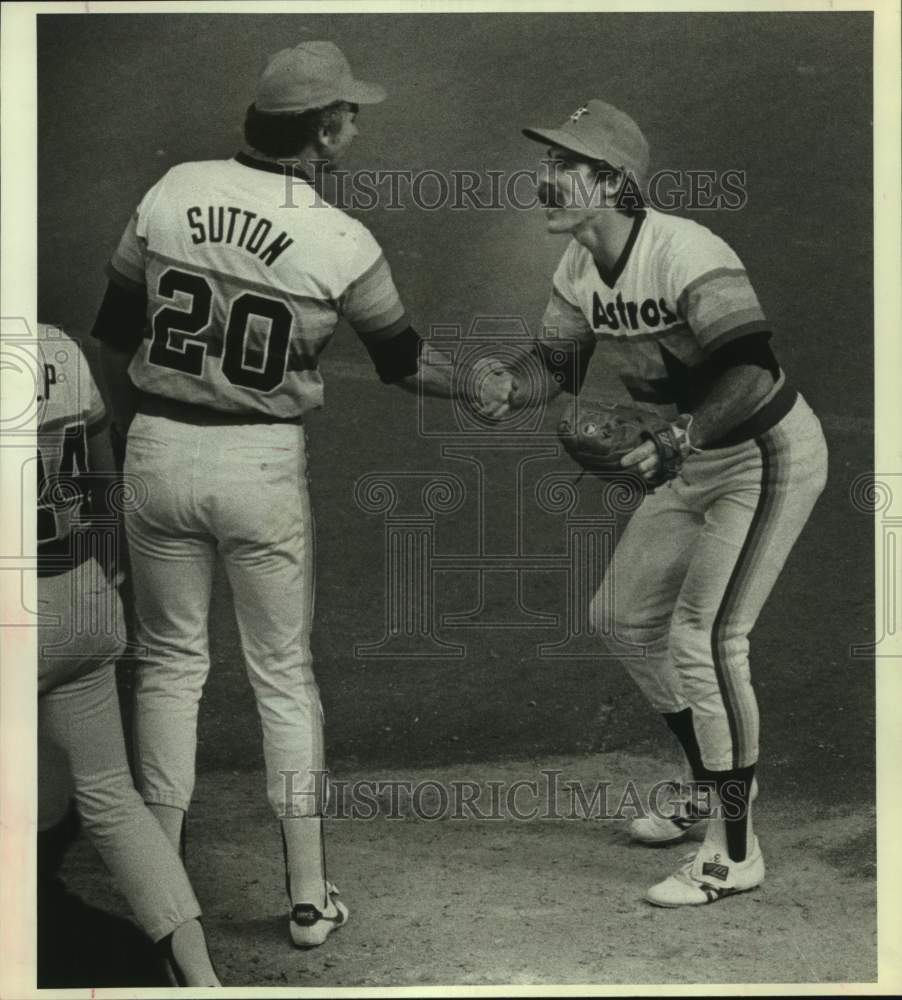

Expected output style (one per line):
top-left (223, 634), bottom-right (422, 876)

top-left (185, 205), bottom-right (294, 267)
top-left (591, 291), bottom-right (679, 333)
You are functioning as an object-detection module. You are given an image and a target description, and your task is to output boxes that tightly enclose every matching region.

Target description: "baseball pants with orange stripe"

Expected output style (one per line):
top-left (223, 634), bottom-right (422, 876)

top-left (594, 392), bottom-right (827, 771)
top-left (124, 415), bottom-right (323, 818)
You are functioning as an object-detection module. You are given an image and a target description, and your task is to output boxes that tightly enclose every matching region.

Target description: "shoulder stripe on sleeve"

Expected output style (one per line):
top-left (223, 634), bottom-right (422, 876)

top-left (340, 253), bottom-right (388, 299)
top-left (339, 251), bottom-right (406, 340)
top-left (699, 305), bottom-right (766, 340)
top-left (677, 267), bottom-right (748, 315)
top-left (352, 303), bottom-right (408, 339)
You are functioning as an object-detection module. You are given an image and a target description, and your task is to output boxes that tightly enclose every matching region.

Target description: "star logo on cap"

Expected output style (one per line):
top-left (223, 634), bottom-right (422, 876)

top-left (569, 105), bottom-right (590, 122)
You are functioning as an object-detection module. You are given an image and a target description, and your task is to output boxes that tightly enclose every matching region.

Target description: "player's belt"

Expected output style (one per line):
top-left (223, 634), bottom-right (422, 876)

top-left (705, 382), bottom-right (798, 449)
top-left (135, 392), bottom-right (304, 426)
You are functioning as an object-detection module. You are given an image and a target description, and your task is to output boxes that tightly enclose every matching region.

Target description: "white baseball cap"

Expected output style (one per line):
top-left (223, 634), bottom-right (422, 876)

top-left (255, 41), bottom-right (386, 114)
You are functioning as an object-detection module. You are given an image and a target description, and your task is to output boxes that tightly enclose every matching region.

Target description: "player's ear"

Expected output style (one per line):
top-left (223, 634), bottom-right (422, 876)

top-left (316, 125), bottom-right (343, 160)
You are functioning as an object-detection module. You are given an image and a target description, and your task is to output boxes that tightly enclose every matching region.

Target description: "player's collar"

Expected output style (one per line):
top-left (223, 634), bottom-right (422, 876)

top-left (234, 151), bottom-right (313, 184)
top-left (594, 209), bottom-right (646, 289)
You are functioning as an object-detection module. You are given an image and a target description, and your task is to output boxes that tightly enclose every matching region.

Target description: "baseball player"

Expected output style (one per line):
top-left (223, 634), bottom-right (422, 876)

top-left (91, 41), bottom-right (502, 948)
top-left (504, 100), bottom-right (828, 905)
top-left (36, 323), bottom-right (220, 984)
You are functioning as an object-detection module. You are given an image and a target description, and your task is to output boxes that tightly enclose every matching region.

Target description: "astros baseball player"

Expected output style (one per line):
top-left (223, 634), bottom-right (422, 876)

top-left (91, 41), bottom-right (500, 948)
top-left (504, 100), bottom-right (829, 905)
top-left (36, 323), bottom-right (219, 984)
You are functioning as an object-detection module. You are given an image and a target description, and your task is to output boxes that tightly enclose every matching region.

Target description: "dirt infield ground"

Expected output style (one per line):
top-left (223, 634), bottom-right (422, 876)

top-left (63, 752), bottom-right (876, 987)
top-left (39, 9), bottom-right (876, 990)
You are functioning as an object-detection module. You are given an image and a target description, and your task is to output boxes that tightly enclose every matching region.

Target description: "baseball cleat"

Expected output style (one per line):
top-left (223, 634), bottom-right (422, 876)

top-left (289, 882), bottom-right (349, 948)
top-left (645, 837), bottom-right (765, 907)
top-left (630, 776), bottom-right (759, 845)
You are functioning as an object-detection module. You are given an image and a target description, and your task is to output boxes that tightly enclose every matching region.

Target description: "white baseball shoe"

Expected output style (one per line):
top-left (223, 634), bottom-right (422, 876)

top-left (289, 882), bottom-right (349, 948)
top-left (630, 776), bottom-right (759, 845)
top-left (645, 837), bottom-right (765, 907)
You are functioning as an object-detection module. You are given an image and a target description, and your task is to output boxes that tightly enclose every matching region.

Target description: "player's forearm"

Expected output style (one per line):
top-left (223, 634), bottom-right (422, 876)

top-left (99, 344), bottom-right (140, 434)
top-left (391, 349), bottom-right (455, 398)
top-left (393, 351), bottom-right (520, 423)
top-left (687, 365), bottom-right (775, 447)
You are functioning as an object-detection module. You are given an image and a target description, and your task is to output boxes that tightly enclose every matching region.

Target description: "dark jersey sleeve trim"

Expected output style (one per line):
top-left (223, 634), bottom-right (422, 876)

top-left (105, 261), bottom-right (146, 294)
top-left (707, 331), bottom-right (780, 381)
top-left (366, 325), bottom-right (424, 383)
top-left (91, 279), bottom-right (147, 354)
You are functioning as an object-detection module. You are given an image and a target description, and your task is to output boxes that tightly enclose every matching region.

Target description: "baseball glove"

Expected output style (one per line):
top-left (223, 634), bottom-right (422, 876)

top-left (558, 401), bottom-right (691, 487)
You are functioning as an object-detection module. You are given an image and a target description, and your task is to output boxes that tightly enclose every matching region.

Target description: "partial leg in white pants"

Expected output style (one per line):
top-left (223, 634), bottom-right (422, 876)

top-left (221, 502), bottom-right (326, 907)
top-left (39, 662), bottom-right (200, 942)
top-left (126, 522), bottom-right (217, 816)
top-left (594, 485), bottom-right (704, 714)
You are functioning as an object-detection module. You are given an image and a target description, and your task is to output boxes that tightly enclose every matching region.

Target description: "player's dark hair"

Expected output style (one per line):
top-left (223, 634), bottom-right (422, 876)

top-left (547, 150), bottom-right (646, 216)
top-left (243, 101), bottom-right (356, 158)
top-left (592, 161), bottom-right (646, 216)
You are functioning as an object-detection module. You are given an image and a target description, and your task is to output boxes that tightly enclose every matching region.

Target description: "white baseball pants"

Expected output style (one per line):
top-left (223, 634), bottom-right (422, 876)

top-left (124, 415), bottom-right (323, 819)
top-left (38, 559), bottom-right (202, 941)
top-left (592, 392), bottom-right (828, 771)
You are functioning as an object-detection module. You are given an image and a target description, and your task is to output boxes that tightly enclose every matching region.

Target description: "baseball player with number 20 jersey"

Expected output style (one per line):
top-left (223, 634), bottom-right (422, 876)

top-left (91, 42), bottom-right (490, 950)
top-left (512, 100), bottom-right (829, 906)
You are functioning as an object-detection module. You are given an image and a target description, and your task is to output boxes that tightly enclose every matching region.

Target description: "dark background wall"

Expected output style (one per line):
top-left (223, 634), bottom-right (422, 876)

top-left (37, 12), bottom-right (874, 801)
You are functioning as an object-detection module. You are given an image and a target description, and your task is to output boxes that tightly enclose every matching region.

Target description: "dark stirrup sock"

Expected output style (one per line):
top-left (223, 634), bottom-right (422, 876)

top-left (699, 764), bottom-right (757, 862)
top-left (662, 708), bottom-right (706, 781)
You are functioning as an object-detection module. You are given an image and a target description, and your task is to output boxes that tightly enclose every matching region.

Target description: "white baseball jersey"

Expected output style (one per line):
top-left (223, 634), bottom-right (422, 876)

top-left (36, 324), bottom-right (107, 559)
top-left (542, 208), bottom-right (778, 418)
top-left (107, 154), bottom-right (408, 417)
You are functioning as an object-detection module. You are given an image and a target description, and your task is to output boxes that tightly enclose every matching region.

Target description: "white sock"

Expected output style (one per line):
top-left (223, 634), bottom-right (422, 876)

top-left (166, 918), bottom-right (220, 987)
top-left (281, 816), bottom-right (327, 909)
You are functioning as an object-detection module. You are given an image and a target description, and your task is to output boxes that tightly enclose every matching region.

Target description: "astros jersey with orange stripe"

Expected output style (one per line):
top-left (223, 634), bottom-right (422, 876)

top-left (542, 208), bottom-right (775, 417)
top-left (107, 153), bottom-right (407, 417)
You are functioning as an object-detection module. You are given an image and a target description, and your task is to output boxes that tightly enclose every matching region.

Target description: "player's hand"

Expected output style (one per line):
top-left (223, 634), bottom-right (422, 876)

top-left (620, 438), bottom-right (661, 481)
top-left (471, 356), bottom-right (517, 420)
